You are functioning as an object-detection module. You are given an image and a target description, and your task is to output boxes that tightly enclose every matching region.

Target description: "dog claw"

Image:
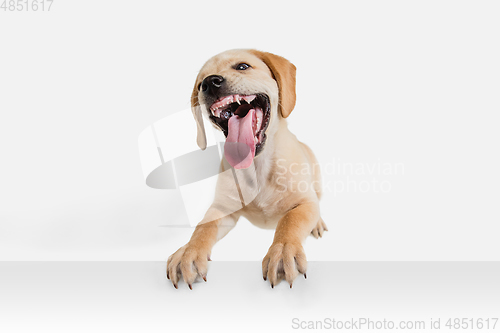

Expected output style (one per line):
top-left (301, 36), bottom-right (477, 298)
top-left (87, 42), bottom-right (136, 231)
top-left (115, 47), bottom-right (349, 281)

top-left (188, 284), bottom-right (192, 290)
top-left (173, 284), bottom-right (178, 289)
top-left (263, 276), bottom-right (267, 281)
top-left (202, 276), bottom-right (207, 282)
top-left (290, 283), bottom-right (293, 288)
top-left (304, 273), bottom-right (307, 279)
top-left (166, 271), bottom-right (170, 280)
top-left (271, 283), bottom-right (274, 288)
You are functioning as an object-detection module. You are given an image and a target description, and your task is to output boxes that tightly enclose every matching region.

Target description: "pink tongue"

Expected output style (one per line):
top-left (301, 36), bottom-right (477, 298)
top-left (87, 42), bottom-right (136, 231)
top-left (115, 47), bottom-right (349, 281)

top-left (224, 108), bottom-right (256, 169)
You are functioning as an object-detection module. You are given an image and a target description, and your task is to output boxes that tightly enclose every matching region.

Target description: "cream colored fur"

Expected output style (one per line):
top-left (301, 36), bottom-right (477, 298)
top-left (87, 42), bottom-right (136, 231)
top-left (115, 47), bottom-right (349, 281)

top-left (166, 49), bottom-right (327, 289)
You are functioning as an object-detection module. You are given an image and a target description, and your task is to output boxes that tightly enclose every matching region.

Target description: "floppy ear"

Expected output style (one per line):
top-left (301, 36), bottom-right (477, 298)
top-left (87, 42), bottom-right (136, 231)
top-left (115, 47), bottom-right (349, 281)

top-left (191, 82), bottom-right (207, 150)
top-left (249, 50), bottom-right (296, 118)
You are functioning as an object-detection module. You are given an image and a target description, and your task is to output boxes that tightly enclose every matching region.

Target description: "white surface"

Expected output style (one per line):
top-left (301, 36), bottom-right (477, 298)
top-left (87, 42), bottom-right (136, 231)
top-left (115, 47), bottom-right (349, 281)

top-left (0, 1), bottom-right (500, 261)
top-left (152, 108), bottom-right (216, 163)
top-left (179, 172), bottom-right (218, 227)
top-left (137, 126), bottom-right (162, 179)
top-left (0, 262), bottom-right (498, 333)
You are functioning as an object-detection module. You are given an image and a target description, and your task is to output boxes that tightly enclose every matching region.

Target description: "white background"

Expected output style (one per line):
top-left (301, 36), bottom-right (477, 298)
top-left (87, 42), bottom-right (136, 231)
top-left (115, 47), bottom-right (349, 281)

top-left (1, 0), bottom-right (499, 261)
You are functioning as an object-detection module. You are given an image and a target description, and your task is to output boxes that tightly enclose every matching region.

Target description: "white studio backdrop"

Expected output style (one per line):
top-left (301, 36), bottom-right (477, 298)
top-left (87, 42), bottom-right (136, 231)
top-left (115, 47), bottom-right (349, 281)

top-left (0, 0), bottom-right (499, 261)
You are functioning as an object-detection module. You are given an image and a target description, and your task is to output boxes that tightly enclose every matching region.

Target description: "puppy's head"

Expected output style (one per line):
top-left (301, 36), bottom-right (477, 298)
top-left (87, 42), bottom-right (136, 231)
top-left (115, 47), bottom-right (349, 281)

top-left (191, 49), bottom-right (296, 169)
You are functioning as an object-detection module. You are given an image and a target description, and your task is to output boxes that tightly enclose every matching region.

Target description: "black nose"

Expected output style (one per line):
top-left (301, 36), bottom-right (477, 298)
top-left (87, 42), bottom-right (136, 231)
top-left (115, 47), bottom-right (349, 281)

top-left (201, 75), bottom-right (224, 95)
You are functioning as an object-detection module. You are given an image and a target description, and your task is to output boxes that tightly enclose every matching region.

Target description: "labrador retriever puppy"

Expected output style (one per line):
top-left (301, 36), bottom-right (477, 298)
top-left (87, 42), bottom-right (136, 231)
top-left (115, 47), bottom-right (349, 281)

top-left (166, 49), bottom-right (327, 289)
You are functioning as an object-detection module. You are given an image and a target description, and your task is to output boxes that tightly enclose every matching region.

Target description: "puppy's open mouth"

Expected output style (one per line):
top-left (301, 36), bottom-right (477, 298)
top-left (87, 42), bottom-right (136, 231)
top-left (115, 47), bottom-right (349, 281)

top-left (208, 94), bottom-right (270, 169)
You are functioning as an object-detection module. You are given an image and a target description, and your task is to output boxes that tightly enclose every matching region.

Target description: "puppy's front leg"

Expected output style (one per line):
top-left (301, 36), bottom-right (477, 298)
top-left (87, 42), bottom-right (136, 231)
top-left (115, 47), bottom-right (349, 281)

top-left (167, 212), bottom-right (238, 289)
top-left (262, 201), bottom-right (319, 288)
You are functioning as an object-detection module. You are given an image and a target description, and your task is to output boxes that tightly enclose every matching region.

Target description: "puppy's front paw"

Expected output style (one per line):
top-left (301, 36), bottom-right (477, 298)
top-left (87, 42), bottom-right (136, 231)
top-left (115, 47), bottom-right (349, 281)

top-left (262, 241), bottom-right (307, 288)
top-left (166, 243), bottom-right (210, 290)
top-left (311, 217), bottom-right (328, 238)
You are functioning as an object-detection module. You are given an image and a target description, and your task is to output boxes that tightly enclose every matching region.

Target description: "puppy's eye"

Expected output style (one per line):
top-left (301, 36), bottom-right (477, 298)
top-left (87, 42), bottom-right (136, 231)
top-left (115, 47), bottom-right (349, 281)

top-left (235, 63), bottom-right (251, 71)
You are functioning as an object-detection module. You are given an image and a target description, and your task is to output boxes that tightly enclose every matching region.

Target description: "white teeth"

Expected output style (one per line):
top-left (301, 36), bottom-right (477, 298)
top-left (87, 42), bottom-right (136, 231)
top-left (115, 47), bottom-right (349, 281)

top-left (243, 95), bottom-right (256, 103)
top-left (211, 108), bottom-right (221, 117)
top-left (210, 94), bottom-right (256, 117)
